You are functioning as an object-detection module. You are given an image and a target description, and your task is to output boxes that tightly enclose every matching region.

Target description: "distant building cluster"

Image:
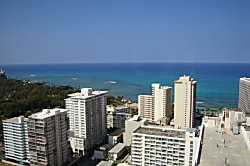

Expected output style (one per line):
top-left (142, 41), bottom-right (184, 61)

top-left (138, 83), bottom-right (172, 124)
top-left (2, 76), bottom-right (250, 166)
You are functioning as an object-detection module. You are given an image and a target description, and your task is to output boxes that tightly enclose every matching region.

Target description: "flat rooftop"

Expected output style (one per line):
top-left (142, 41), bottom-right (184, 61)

top-left (199, 126), bottom-right (250, 166)
top-left (96, 161), bottom-right (112, 166)
top-left (134, 126), bottom-right (185, 138)
top-left (109, 143), bottom-right (126, 154)
top-left (241, 77), bottom-right (250, 82)
top-left (116, 105), bottom-right (129, 110)
top-left (109, 129), bottom-right (124, 136)
top-left (67, 89), bottom-right (107, 99)
top-left (3, 116), bottom-right (27, 124)
top-left (29, 108), bottom-right (67, 119)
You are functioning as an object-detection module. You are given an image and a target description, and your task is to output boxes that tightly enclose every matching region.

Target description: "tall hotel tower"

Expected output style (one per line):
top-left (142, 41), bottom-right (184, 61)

top-left (174, 75), bottom-right (197, 129)
top-left (28, 109), bottom-right (70, 166)
top-left (138, 83), bottom-right (172, 123)
top-left (65, 88), bottom-right (107, 155)
top-left (238, 77), bottom-right (250, 113)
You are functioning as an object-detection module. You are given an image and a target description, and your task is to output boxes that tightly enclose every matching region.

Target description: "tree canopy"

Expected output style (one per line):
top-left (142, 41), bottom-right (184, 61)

top-left (0, 78), bottom-right (78, 134)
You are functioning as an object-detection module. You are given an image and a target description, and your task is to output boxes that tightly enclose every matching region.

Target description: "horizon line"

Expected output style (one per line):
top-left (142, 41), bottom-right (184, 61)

top-left (1, 61), bottom-right (250, 65)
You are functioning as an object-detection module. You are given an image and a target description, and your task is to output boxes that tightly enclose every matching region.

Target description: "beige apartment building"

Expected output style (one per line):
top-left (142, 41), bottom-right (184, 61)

top-left (131, 125), bottom-right (200, 166)
top-left (238, 77), bottom-right (250, 114)
top-left (174, 75), bottom-right (197, 129)
top-left (27, 108), bottom-right (70, 166)
top-left (65, 88), bottom-right (107, 155)
top-left (138, 83), bottom-right (172, 124)
top-left (138, 95), bottom-right (153, 123)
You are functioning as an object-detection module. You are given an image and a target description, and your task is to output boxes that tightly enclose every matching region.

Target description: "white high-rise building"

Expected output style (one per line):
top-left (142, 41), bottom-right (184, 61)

top-left (28, 109), bottom-right (70, 166)
top-left (131, 125), bottom-right (200, 166)
top-left (138, 83), bottom-right (172, 123)
top-left (65, 88), bottom-right (107, 155)
top-left (174, 75), bottom-right (197, 129)
top-left (238, 77), bottom-right (250, 114)
top-left (3, 116), bottom-right (29, 164)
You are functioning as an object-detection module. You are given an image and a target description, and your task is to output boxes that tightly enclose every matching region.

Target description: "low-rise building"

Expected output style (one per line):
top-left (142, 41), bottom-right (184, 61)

top-left (94, 144), bottom-right (113, 160)
top-left (108, 143), bottom-right (127, 162)
top-left (109, 129), bottom-right (124, 145)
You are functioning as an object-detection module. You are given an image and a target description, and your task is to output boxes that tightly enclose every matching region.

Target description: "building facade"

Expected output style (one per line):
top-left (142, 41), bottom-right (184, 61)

top-left (3, 116), bottom-right (29, 164)
top-left (138, 83), bottom-right (172, 124)
top-left (131, 126), bottom-right (200, 166)
top-left (174, 75), bottom-right (197, 129)
top-left (123, 115), bottom-right (148, 146)
top-left (27, 108), bottom-right (70, 166)
top-left (138, 95), bottom-right (154, 123)
top-left (238, 77), bottom-right (250, 114)
top-left (65, 88), bottom-right (107, 155)
top-left (107, 105), bottom-right (131, 129)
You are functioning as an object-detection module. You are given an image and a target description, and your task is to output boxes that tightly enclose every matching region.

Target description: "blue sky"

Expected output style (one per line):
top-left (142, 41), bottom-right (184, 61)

top-left (1, 0), bottom-right (250, 64)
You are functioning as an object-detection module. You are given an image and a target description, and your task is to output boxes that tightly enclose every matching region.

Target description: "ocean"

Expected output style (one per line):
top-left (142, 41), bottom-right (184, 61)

top-left (1, 63), bottom-right (250, 108)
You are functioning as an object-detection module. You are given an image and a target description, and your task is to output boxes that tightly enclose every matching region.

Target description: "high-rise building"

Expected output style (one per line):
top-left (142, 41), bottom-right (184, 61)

top-left (138, 95), bottom-right (153, 123)
top-left (65, 88), bottom-right (107, 155)
top-left (152, 83), bottom-right (172, 119)
top-left (3, 116), bottom-right (29, 164)
top-left (174, 75), bottom-right (197, 129)
top-left (131, 126), bottom-right (200, 166)
top-left (138, 83), bottom-right (172, 124)
top-left (27, 108), bottom-right (70, 166)
top-left (238, 77), bottom-right (250, 114)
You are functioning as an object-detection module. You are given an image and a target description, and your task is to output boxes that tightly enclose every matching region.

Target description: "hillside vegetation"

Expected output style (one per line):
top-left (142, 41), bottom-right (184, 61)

top-left (0, 77), bottom-right (129, 135)
top-left (0, 78), bottom-right (78, 133)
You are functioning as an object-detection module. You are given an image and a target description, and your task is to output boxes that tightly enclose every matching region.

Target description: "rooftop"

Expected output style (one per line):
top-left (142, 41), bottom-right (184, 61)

top-left (116, 105), bottom-right (129, 110)
top-left (67, 88), bottom-right (107, 99)
top-left (241, 77), bottom-right (250, 82)
top-left (109, 143), bottom-right (126, 154)
top-left (96, 161), bottom-right (112, 166)
top-left (174, 75), bottom-right (197, 84)
top-left (200, 126), bottom-right (250, 166)
top-left (134, 126), bottom-right (186, 138)
top-left (109, 129), bottom-right (124, 136)
top-left (127, 115), bottom-right (148, 124)
top-left (3, 116), bottom-right (27, 124)
top-left (98, 144), bottom-right (114, 151)
top-left (29, 108), bottom-right (67, 119)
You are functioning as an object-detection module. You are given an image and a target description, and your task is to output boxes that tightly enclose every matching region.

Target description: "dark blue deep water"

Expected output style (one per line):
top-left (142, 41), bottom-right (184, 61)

top-left (1, 63), bottom-right (250, 108)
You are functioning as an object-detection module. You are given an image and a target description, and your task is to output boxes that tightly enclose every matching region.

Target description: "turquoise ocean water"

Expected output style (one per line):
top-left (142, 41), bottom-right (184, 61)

top-left (1, 63), bottom-right (250, 108)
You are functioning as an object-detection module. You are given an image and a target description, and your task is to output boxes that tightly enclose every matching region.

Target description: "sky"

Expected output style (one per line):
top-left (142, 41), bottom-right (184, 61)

top-left (0, 0), bottom-right (250, 64)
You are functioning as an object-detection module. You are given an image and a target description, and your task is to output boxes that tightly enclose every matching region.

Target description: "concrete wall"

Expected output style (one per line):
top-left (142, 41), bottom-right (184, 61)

top-left (195, 123), bottom-right (204, 166)
top-left (241, 126), bottom-right (250, 152)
